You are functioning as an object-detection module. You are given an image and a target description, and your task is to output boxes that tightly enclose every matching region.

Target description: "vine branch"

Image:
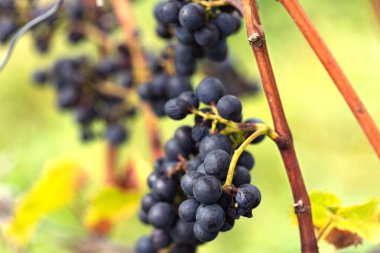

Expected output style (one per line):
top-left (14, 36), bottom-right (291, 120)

top-left (111, 0), bottom-right (164, 161)
top-left (372, 0), bottom-right (380, 27)
top-left (106, 144), bottom-right (118, 185)
top-left (278, 0), bottom-right (380, 158)
top-left (241, 0), bottom-right (318, 252)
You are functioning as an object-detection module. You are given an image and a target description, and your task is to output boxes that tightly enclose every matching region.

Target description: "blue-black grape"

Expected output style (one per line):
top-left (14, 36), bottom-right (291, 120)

top-left (204, 149), bottom-right (231, 179)
top-left (237, 151), bottom-right (255, 170)
top-left (196, 77), bottom-right (225, 105)
top-left (181, 171), bottom-right (203, 196)
top-left (152, 229), bottom-right (172, 249)
top-left (193, 176), bottom-right (222, 204)
top-left (196, 203), bottom-right (225, 232)
top-left (105, 124), bottom-right (128, 145)
top-left (152, 176), bottom-right (177, 201)
top-left (135, 236), bottom-right (156, 253)
top-left (232, 165), bottom-right (251, 187)
top-left (179, 198), bottom-right (200, 222)
top-left (193, 222), bottom-right (219, 242)
top-left (148, 202), bottom-right (175, 229)
top-left (141, 193), bottom-right (159, 212)
top-left (164, 98), bottom-right (190, 120)
top-left (236, 184), bottom-right (261, 209)
top-left (178, 3), bottom-right (206, 30)
top-left (216, 95), bottom-right (242, 121)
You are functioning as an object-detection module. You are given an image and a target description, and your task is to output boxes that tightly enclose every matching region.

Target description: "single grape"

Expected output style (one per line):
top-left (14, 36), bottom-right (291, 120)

top-left (164, 98), bottom-right (190, 120)
top-left (152, 229), bottom-right (172, 249)
top-left (196, 203), bottom-right (225, 232)
top-left (178, 3), bottom-right (206, 30)
top-left (204, 149), bottom-right (231, 179)
top-left (105, 124), bottom-right (128, 145)
top-left (237, 151), bottom-right (255, 170)
top-left (181, 171), bottom-right (203, 196)
top-left (216, 95), bottom-right (242, 121)
top-left (195, 77), bottom-right (225, 105)
top-left (141, 193), bottom-right (159, 212)
top-left (236, 184), bottom-right (261, 209)
top-left (135, 236), bottom-right (156, 253)
top-left (193, 176), bottom-right (222, 204)
top-left (193, 222), bottom-right (219, 242)
top-left (152, 176), bottom-right (177, 201)
top-left (232, 166), bottom-right (251, 187)
top-left (179, 198), bottom-right (200, 222)
top-left (148, 202), bottom-right (175, 229)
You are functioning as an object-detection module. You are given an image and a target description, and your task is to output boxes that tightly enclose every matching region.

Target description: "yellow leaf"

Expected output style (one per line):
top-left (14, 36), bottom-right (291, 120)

top-left (83, 186), bottom-right (141, 234)
top-left (309, 191), bottom-right (341, 228)
top-left (335, 199), bottom-right (380, 244)
top-left (2, 158), bottom-right (85, 247)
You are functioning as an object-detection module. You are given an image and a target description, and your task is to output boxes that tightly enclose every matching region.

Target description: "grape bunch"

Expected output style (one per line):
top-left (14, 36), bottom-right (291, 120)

top-left (136, 77), bottom-right (264, 253)
top-left (0, 0), bottom-right (117, 52)
top-left (32, 44), bottom-right (136, 145)
top-left (154, 0), bottom-right (242, 65)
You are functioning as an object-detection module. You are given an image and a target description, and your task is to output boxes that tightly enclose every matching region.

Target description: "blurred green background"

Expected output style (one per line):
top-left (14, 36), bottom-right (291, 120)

top-left (0, 0), bottom-right (379, 252)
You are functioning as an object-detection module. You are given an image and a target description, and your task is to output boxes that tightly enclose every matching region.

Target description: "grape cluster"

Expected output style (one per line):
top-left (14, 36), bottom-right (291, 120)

top-left (32, 44), bottom-right (136, 145)
top-left (154, 0), bottom-right (242, 65)
top-left (136, 77), bottom-right (264, 253)
top-left (0, 0), bottom-right (117, 52)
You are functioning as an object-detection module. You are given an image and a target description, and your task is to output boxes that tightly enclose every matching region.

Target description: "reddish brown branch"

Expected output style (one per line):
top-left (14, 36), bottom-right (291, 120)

top-left (241, 0), bottom-right (318, 252)
top-left (372, 0), bottom-right (380, 27)
top-left (141, 103), bottom-right (165, 161)
top-left (279, 0), bottom-right (380, 158)
top-left (106, 144), bottom-right (118, 185)
top-left (111, 0), bottom-right (163, 161)
top-left (111, 0), bottom-right (151, 83)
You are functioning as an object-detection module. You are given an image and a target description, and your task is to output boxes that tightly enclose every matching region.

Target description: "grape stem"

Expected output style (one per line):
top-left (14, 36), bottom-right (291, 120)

top-left (241, 0), bottom-right (318, 252)
top-left (190, 108), bottom-right (280, 141)
top-left (278, 0), bottom-right (380, 158)
top-left (223, 125), bottom-right (268, 189)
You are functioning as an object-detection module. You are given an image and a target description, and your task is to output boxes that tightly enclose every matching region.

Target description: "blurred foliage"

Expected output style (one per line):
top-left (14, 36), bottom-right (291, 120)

top-left (83, 187), bottom-right (141, 234)
top-left (0, 0), bottom-right (379, 253)
top-left (2, 158), bottom-right (85, 247)
top-left (305, 191), bottom-right (380, 249)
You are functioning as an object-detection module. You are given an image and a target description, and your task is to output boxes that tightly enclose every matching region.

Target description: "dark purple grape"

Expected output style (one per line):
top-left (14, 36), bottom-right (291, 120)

top-left (179, 199), bottom-right (200, 222)
top-left (178, 3), bottom-right (206, 30)
top-left (195, 77), bottom-right (225, 105)
top-left (216, 95), bottom-right (242, 121)
top-left (135, 236), bottom-right (156, 253)
top-left (236, 184), bottom-right (261, 209)
top-left (193, 176), bottom-right (222, 204)
top-left (148, 202), bottom-right (176, 229)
